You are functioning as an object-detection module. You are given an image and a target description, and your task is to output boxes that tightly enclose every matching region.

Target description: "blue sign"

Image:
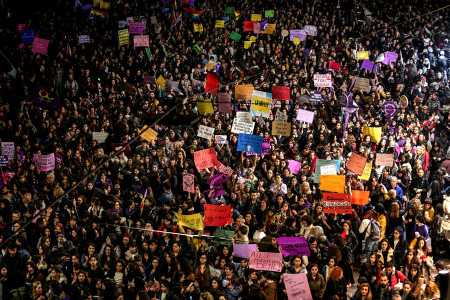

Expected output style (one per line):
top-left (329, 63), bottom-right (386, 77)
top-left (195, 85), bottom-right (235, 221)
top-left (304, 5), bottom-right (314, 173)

top-left (310, 91), bottom-right (322, 103)
top-left (0, 155), bottom-right (9, 167)
top-left (237, 134), bottom-right (263, 154)
top-left (21, 30), bottom-right (35, 44)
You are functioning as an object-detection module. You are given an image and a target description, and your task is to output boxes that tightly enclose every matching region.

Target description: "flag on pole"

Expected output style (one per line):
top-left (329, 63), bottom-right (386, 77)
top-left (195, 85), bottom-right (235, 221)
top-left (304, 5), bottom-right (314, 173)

top-left (66, 43), bottom-right (72, 57)
top-left (183, 7), bottom-right (206, 19)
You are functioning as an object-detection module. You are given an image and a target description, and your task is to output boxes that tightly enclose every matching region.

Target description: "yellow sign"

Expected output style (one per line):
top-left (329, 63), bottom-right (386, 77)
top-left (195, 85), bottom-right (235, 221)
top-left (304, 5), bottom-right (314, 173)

top-left (250, 36), bottom-right (256, 42)
top-left (173, 212), bottom-right (204, 231)
top-left (197, 99), bottom-right (214, 114)
top-left (100, 1), bottom-right (110, 9)
top-left (251, 92), bottom-right (272, 116)
top-left (244, 41), bottom-right (252, 49)
top-left (118, 29), bottom-right (129, 46)
top-left (251, 14), bottom-right (262, 21)
top-left (93, 0), bottom-right (101, 7)
top-left (262, 24), bottom-right (276, 35)
top-left (215, 20), bottom-right (225, 28)
top-left (320, 175), bottom-right (346, 193)
top-left (357, 163), bottom-right (372, 181)
top-left (357, 51), bottom-right (369, 60)
top-left (139, 125), bottom-right (158, 143)
top-left (194, 24), bottom-right (203, 32)
top-left (293, 38), bottom-right (300, 45)
top-left (156, 75), bottom-right (166, 88)
top-left (362, 125), bottom-right (382, 143)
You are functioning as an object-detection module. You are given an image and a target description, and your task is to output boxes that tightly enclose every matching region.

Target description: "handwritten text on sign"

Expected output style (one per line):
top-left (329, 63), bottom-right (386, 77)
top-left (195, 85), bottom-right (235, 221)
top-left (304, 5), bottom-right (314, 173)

top-left (323, 193), bottom-right (351, 214)
top-left (277, 237), bottom-right (310, 257)
top-left (194, 148), bottom-right (219, 170)
top-left (284, 273), bottom-right (313, 300)
top-left (204, 204), bottom-right (232, 226)
top-left (249, 251), bottom-right (283, 272)
top-left (313, 74), bottom-right (332, 87)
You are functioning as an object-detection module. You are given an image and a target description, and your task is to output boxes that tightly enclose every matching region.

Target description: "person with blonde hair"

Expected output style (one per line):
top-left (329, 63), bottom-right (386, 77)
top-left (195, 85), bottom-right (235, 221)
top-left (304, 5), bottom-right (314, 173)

top-left (350, 282), bottom-right (372, 300)
top-left (423, 281), bottom-right (440, 299)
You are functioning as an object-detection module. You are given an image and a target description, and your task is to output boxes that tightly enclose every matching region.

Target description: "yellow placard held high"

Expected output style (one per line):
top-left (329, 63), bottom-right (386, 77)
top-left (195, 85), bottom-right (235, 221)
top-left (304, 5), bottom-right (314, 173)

top-left (244, 41), bottom-right (252, 49)
top-left (139, 125), bottom-right (158, 143)
top-left (173, 212), bottom-right (204, 230)
top-left (357, 51), bottom-right (369, 60)
top-left (156, 75), bottom-right (166, 88)
top-left (215, 20), bottom-right (225, 28)
top-left (362, 125), bottom-right (382, 143)
top-left (197, 99), bottom-right (214, 114)
top-left (261, 24), bottom-right (276, 35)
top-left (320, 175), bottom-right (346, 193)
top-left (194, 24), bottom-right (203, 32)
top-left (251, 14), bottom-right (262, 21)
top-left (357, 162), bottom-right (372, 181)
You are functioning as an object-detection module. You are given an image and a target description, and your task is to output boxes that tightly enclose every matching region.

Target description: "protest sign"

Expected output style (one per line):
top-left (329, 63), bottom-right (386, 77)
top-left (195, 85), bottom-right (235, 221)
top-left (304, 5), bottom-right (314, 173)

top-left (197, 99), bottom-right (214, 114)
top-left (197, 125), bottom-right (215, 140)
top-left (275, 110), bottom-right (288, 122)
top-left (296, 109), bottom-right (315, 124)
top-left (205, 187), bottom-right (225, 199)
top-left (375, 153), bottom-right (394, 167)
top-left (21, 30), bottom-right (35, 43)
top-left (32, 38), bottom-right (49, 55)
top-left (204, 204), bottom-right (232, 226)
top-left (99, 1), bottom-right (110, 9)
top-left (34, 153), bottom-right (55, 172)
top-left (329, 61), bottom-right (341, 72)
top-left (0, 155), bottom-right (8, 167)
top-left (173, 212), bottom-right (204, 230)
top-left (272, 121), bottom-right (291, 136)
top-left (194, 148), bottom-right (219, 170)
top-left (244, 41), bottom-right (253, 49)
top-left (111, 143), bottom-right (131, 154)
top-left (182, 173), bottom-right (195, 193)
top-left (212, 228), bottom-right (233, 246)
top-left (118, 29), bottom-right (129, 45)
top-left (261, 24), bottom-right (275, 34)
top-left (235, 84), bottom-right (254, 100)
top-left (250, 36), bottom-right (257, 42)
top-left (347, 152), bottom-right (367, 175)
top-left (194, 24), bottom-right (203, 32)
top-left (215, 135), bottom-right (227, 144)
top-left (234, 244), bottom-right (257, 258)
top-left (225, 6), bottom-right (234, 15)
top-left (288, 160), bottom-right (302, 175)
top-left (207, 173), bottom-right (229, 187)
top-left (284, 273), bottom-right (313, 300)
top-left (352, 77), bottom-right (371, 92)
top-left (383, 101), bottom-right (398, 119)
top-left (323, 193), bottom-right (352, 214)
top-left (166, 80), bottom-right (179, 90)
top-left (216, 162), bottom-right (233, 177)
top-left (357, 162), bottom-right (372, 181)
top-left (145, 48), bottom-right (152, 59)
top-left (361, 59), bottom-right (374, 72)
top-left (303, 25), bottom-right (317, 36)
top-left (78, 35), bottom-right (90, 44)
top-left (362, 125), bottom-right (382, 143)
top-left (205, 62), bottom-right (216, 70)
top-left (265, 10), bottom-right (274, 18)
top-left (236, 112), bottom-right (253, 124)
top-left (1, 142), bottom-right (14, 161)
top-left (320, 164), bottom-right (337, 176)
top-left (129, 22), bottom-right (144, 34)
top-left (383, 51), bottom-right (398, 65)
top-left (272, 86), bottom-right (290, 100)
top-left (313, 74), bottom-right (332, 88)
top-left (133, 35), bottom-right (149, 47)
top-left (139, 125), bottom-right (158, 142)
top-left (205, 72), bottom-right (219, 94)
top-left (251, 14), bottom-right (262, 21)
top-left (237, 134), bottom-right (263, 154)
top-left (215, 20), bottom-right (225, 28)
top-left (357, 51), bottom-right (369, 60)
top-left (92, 132), bottom-right (109, 143)
top-left (351, 190), bottom-right (370, 205)
top-left (150, 16), bottom-right (157, 24)
top-left (277, 237), bottom-right (310, 257)
top-left (313, 159), bottom-right (341, 183)
top-left (261, 138), bottom-right (270, 155)
top-left (249, 251), bottom-right (283, 272)
top-left (309, 91), bottom-right (322, 103)
top-left (218, 93), bottom-right (232, 113)
top-left (251, 90), bottom-right (272, 118)
top-left (231, 119), bottom-right (255, 134)
top-left (17, 24), bottom-right (26, 31)
top-left (289, 29), bottom-right (305, 41)
top-left (320, 175), bottom-right (345, 193)
top-left (244, 21), bottom-right (257, 31)
top-left (230, 31), bottom-right (242, 42)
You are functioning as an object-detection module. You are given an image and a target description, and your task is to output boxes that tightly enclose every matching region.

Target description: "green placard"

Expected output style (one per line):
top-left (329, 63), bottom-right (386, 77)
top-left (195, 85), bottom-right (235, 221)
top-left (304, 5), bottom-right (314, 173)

top-left (145, 47), bottom-right (152, 59)
top-left (230, 31), bottom-right (242, 42)
top-left (193, 44), bottom-right (201, 53)
top-left (265, 10), bottom-right (274, 18)
top-left (211, 228), bottom-right (233, 246)
top-left (225, 6), bottom-right (234, 15)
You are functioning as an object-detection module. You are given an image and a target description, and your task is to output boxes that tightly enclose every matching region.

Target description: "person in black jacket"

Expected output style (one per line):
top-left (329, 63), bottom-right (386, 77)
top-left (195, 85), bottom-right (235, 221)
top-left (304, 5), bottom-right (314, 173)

top-left (323, 267), bottom-right (350, 300)
top-left (388, 227), bottom-right (408, 269)
top-left (2, 243), bottom-right (26, 291)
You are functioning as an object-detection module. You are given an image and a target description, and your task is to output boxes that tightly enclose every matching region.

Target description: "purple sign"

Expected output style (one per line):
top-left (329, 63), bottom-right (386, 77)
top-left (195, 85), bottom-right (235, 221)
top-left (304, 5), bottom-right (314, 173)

top-left (204, 187), bottom-right (225, 198)
top-left (290, 29), bottom-right (306, 42)
top-left (303, 48), bottom-right (310, 58)
top-left (382, 51), bottom-right (398, 65)
top-left (361, 59), bottom-right (374, 72)
top-left (234, 244), bottom-right (257, 258)
top-left (55, 154), bottom-right (63, 165)
top-left (207, 173), bottom-right (229, 186)
top-left (309, 91), bottom-right (322, 103)
top-left (0, 155), bottom-right (9, 167)
top-left (383, 101), bottom-right (398, 118)
top-left (277, 237), bottom-right (310, 257)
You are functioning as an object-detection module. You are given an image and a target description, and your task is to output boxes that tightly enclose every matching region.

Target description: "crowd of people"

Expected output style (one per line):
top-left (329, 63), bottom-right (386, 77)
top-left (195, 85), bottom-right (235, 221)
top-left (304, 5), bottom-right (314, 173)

top-left (0, 0), bottom-right (449, 299)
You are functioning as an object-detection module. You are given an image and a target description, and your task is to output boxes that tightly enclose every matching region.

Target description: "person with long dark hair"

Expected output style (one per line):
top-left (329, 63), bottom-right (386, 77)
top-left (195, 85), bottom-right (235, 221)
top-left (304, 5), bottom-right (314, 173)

top-left (323, 267), bottom-right (350, 300)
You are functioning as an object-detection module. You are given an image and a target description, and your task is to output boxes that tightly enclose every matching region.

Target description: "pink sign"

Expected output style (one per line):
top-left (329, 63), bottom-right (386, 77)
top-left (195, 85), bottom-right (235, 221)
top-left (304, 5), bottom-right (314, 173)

top-left (288, 160), bottom-right (302, 175)
top-left (31, 38), bottom-right (50, 55)
top-left (17, 24), bottom-right (26, 31)
top-left (296, 108), bottom-right (315, 124)
top-left (249, 251), bottom-right (283, 272)
top-left (129, 22), bottom-right (144, 34)
top-left (183, 173), bottom-right (195, 193)
top-left (134, 35), bottom-right (149, 47)
top-left (34, 153), bottom-right (55, 172)
top-left (284, 273), bottom-right (313, 300)
top-left (253, 22), bottom-right (260, 33)
top-left (234, 244), bottom-right (257, 258)
top-left (216, 162), bottom-right (233, 177)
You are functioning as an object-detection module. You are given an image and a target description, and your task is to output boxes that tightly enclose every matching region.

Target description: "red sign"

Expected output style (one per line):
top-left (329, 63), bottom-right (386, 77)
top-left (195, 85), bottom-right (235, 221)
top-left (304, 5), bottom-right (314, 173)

top-left (205, 72), bottom-right (219, 94)
top-left (204, 204), bottom-right (232, 226)
top-left (194, 148), bottom-right (219, 170)
top-left (272, 86), bottom-right (290, 100)
top-left (323, 193), bottom-right (351, 214)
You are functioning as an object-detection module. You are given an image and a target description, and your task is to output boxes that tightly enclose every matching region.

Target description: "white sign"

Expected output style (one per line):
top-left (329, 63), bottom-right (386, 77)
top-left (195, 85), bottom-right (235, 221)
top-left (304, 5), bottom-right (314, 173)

top-left (236, 111), bottom-right (253, 124)
top-left (1, 142), bottom-right (14, 160)
top-left (320, 164), bottom-right (337, 176)
top-left (275, 110), bottom-right (288, 122)
top-left (198, 125), bottom-right (215, 140)
top-left (92, 132), bottom-right (109, 143)
top-left (231, 119), bottom-right (255, 134)
top-left (215, 135), bottom-right (227, 144)
top-left (313, 74), bottom-right (332, 88)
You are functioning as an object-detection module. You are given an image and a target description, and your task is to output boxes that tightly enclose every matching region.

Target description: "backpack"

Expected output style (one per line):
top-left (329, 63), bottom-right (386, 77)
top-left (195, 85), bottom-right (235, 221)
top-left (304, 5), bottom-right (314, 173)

top-left (369, 220), bottom-right (382, 241)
